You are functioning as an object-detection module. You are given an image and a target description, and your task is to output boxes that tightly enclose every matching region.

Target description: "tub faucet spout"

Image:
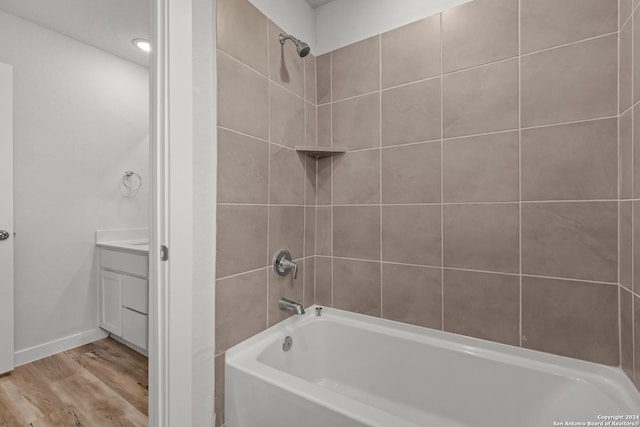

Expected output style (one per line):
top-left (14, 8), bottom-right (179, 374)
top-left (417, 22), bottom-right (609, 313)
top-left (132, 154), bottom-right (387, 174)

top-left (279, 298), bottom-right (305, 315)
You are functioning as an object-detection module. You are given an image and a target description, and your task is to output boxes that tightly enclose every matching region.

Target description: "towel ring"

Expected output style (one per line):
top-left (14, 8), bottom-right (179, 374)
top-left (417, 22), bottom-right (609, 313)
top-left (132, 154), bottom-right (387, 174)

top-left (123, 171), bottom-right (142, 191)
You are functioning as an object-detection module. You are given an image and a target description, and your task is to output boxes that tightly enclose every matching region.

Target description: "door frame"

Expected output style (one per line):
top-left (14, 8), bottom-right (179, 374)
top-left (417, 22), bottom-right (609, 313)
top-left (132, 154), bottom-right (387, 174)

top-left (149, 0), bottom-right (196, 425)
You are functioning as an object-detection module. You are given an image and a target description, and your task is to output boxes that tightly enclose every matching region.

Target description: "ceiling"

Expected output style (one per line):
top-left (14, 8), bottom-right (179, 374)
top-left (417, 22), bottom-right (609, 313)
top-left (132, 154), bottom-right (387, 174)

top-left (305, 0), bottom-right (335, 9)
top-left (0, 0), bottom-right (149, 67)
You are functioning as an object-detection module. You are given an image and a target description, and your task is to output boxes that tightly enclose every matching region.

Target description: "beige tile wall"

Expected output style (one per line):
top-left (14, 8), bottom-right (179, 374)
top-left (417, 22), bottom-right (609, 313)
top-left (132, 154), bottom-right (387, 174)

top-left (619, 0), bottom-right (640, 391)
top-left (215, 0), bottom-right (629, 424)
top-left (214, 0), bottom-right (317, 424)
top-left (315, 0), bottom-right (621, 373)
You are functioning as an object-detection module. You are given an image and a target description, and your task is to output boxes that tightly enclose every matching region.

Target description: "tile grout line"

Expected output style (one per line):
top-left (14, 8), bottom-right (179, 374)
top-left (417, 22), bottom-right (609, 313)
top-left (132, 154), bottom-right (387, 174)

top-left (632, 93), bottom-right (640, 111)
top-left (218, 199), bottom-right (621, 208)
top-left (621, 78), bottom-right (640, 113)
top-left (514, 273), bottom-right (620, 286)
top-left (330, 50), bottom-right (334, 309)
top-left (517, 30), bottom-right (619, 60)
top-left (314, 156), bottom-right (318, 306)
top-left (623, 4), bottom-right (634, 30)
top-left (218, 203), bottom-right (308, 207)
top-left (302, 55), bottom-right (307, 308)
top-left (313, 255), bottom-right (622, 284)
top-left (216, 257), bottom-right (315, 282)
top-left (379, 34), bottom-right (384, 319)
top-left (625, 286), bottom-right (640, 301)
top-left (403, 114), bottom-right (617, 146)
top-left (217, 266), bottom-right (268, 283)
top-left (266, 21), bottom-right (272, 329)
top-left (314, 52), bottom-right (319, 307)
top-left (215, 261), bottom-right (622, 287)
top-left (217, 126), bottom-right (306, 154)
top-left (618, 0), bottom-right (623, 371)
top-left (358, 139), bottom-right (443, 152)
top-left (382, 74), bottom-right (441, 93)
top-left (317, 89), bottom-right (380, 106)
top-left (440, 12), bottom-right (445, 332)
top-left (633, 200), bottom-right (636, 380)
top-left (217, 47), bottom-right (307, 104)
top-left (521, 115), bottom-right (619, 132)
top-left (623, 102), bottom-right (636, 117)
top-left (631, 4), bottom-right (636, 381)
top-left (453, 31), bottom-right (617, 75)
top-left (313, 168), bottom-right (317, 306)
top-left (620, 284), bottom-right (624, 371)
top-left (301, 114), bottom-right (620, 150)
top-left (625, 0), bottom-right (630, 374)
top-left (518, 0), bottom-right (523, 349)
top-left (217, 126), bottom-right (270, 144)
top-left (333, 199), bottom-right (618, 205)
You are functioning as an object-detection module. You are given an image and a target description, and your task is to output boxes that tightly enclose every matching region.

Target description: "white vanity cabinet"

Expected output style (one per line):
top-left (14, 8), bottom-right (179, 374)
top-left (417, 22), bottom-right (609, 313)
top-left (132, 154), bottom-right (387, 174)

top-left (98, 247), bottom-right (149, 354)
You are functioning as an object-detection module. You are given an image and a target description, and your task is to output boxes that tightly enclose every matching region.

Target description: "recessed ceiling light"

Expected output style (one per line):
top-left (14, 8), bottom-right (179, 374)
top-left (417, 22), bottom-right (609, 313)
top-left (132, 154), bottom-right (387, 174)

top-left (132, 38), bottom-right (151, 52)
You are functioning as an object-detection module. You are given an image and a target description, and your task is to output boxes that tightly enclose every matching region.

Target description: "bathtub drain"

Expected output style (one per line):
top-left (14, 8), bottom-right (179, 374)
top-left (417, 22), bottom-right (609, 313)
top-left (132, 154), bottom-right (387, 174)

top-left (283, 336), bottom-right (293, 352)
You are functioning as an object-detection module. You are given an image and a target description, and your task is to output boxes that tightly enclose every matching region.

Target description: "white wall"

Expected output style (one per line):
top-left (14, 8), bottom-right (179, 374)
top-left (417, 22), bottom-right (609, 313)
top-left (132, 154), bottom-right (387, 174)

top-left (314, 0), bottom-right (471, 54)
top-left (0, 10), bottom-right (149, 352)
top-left (248, 0), bottom-right (316, 53)
top-left (251, 0), bottom-right (472, 55)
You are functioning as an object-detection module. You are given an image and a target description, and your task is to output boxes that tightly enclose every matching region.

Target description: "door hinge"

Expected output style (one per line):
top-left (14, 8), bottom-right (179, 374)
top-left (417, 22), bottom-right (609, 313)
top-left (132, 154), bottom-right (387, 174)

top-left (160, 245), bottom-right (169, 261)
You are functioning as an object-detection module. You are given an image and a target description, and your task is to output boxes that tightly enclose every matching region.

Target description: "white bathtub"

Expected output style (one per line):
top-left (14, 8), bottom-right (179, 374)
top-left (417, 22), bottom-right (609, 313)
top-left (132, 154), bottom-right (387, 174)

top-left (226, 306), bottom-right (640, 427)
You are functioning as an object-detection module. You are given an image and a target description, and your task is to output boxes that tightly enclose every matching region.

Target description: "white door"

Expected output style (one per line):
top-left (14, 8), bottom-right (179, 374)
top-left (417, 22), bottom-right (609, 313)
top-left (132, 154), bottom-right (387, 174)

top-left (0, 63), bottom-right (14, 374)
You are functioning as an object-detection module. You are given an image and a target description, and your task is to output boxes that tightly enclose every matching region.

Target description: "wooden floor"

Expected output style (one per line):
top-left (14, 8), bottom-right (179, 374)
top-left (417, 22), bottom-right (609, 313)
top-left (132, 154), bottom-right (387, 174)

top-left (0, 338), bottom-right (148, 427)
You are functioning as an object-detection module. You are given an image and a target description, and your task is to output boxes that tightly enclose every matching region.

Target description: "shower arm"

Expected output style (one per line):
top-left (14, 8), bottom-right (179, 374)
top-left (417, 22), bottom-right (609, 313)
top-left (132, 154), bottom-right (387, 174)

top-left (278, 34), bottom-right (299, 46)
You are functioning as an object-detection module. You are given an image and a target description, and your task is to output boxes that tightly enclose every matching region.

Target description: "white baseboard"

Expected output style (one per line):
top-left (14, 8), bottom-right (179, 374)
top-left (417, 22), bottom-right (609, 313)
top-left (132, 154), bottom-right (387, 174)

top-left (14, 328), bottom-right (109, 367)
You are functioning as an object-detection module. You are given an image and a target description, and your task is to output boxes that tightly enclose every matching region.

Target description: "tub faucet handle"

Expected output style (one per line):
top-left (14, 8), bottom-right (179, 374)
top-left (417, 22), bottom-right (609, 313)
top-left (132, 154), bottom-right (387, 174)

top-left (273, 250), bottom-right (298, 279)
top-left (281, 258), bottom-right (298, 279)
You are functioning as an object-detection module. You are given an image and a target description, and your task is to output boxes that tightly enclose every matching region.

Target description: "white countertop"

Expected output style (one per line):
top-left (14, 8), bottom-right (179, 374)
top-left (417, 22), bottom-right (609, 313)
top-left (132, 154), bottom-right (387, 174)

top-left (96, 239), bottom-right (149, 254)
top-left (96, 228), bottom-right (149, 254)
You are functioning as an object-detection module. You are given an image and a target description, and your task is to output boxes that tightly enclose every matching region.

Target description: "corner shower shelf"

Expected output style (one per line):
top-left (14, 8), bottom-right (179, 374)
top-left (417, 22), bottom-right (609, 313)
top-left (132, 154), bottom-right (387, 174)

top-left (295, 146), bottom-right (348, 158)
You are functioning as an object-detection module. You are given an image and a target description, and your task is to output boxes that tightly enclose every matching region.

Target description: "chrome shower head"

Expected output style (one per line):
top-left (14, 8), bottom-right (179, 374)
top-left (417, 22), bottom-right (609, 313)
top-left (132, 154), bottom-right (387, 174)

top-left (279, 33), bottom-right (311, 58)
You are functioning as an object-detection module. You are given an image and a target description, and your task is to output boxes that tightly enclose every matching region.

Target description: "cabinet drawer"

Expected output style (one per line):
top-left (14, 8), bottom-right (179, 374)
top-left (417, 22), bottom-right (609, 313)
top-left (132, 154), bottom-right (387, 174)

top-left (101, 249), bottom-right (148, 277)
top-left (122, 276), bottom-right (148, 314)
top-left (122, 308), bottom-right (147, 350)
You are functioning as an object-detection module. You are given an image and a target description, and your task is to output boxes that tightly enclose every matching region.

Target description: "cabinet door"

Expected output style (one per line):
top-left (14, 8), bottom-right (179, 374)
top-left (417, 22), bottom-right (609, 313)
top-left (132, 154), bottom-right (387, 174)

top-left (122, 308), bottom-right (147, 350)
top-left (100, 269), bottom-right (122, 335)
